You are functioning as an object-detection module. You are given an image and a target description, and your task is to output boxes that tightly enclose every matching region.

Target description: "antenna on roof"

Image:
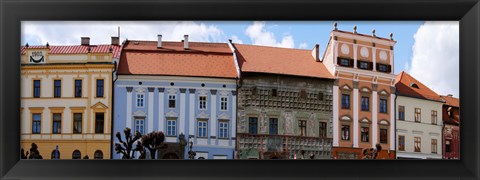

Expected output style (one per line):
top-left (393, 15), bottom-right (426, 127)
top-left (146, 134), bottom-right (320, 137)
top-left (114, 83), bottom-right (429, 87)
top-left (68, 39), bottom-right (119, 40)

top-left (353, 25), bottom-right (357, 34)
top-left (333, 22), bottom-right (338, 30)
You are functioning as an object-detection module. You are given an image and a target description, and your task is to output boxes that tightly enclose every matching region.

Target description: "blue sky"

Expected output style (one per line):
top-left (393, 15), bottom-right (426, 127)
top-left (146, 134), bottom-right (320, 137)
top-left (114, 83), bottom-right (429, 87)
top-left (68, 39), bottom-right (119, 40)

top-left (21, 21), bottom-right (459, 97)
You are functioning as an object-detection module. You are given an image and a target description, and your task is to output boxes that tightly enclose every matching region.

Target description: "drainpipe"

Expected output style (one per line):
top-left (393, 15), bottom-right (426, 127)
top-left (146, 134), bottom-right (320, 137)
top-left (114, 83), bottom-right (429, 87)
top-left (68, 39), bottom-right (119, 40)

top-left (394, 87), bottom-right (398, 159)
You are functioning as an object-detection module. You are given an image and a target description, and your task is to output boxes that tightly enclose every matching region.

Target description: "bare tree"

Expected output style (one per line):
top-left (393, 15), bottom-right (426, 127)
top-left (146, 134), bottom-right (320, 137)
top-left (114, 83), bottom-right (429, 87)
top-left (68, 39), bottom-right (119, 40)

top-left (114, 128), bottom-right (145, 159)
top-left (141, 131), bottom-right (166, 159)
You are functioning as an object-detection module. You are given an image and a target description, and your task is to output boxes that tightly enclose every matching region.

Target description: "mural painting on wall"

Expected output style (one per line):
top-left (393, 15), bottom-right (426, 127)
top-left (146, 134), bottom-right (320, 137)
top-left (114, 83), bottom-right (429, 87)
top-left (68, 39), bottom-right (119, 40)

top-left (238, 111), bottom-right (246, 133)
top-left (308, 113), bottom-right (315, 137)
top-left (283, 111), bottom-right (294, 135)
top-left (260, 110), bottom-right (267, 134)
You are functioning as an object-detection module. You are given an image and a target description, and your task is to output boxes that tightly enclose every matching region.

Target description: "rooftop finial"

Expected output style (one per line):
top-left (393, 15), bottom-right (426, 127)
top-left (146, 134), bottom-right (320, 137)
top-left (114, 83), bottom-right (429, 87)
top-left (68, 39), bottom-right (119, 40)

top-left (389, 33), bottom-right (394, 40)
top-left (334, 22), bottom-right (338, 30)
top-left (25, 43), bottom-right (29, 47)
top-left (46, 42), bottom-right (50, 47)
top-left (372, 29), bottom-right (376, 37)
top-left (353, 25), bottom-right (357, 34)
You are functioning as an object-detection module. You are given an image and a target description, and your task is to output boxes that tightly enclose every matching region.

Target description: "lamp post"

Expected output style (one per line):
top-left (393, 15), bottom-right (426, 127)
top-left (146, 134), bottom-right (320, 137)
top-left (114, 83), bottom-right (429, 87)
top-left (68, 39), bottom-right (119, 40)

top-left (187, 135), bottom-right (196, 159)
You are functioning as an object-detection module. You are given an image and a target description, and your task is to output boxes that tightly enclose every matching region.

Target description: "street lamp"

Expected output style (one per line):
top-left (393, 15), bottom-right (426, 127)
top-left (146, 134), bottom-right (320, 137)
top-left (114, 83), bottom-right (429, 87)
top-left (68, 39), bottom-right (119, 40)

top-left (187, 135), bottom-right (196, 159)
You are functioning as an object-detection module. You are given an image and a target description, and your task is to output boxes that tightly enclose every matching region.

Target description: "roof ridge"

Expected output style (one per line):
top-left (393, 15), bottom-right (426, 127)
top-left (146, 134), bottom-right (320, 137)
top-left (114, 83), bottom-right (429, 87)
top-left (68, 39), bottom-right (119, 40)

top-left (235, 43), bottom-right (311, 51)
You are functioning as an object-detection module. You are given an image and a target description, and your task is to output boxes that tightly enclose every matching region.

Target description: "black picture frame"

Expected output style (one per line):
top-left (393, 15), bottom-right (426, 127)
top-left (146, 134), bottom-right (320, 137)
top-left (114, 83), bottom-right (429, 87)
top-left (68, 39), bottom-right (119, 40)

top-left (0, 0), bottom-right (479, 179)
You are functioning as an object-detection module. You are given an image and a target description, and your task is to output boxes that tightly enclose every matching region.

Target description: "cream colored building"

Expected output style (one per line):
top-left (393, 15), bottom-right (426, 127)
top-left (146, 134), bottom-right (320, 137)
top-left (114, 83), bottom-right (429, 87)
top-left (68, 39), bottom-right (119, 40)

top-left (20, 37), bottom-right (119, 159)
top-left (395, 72), bottom-right (443, 159)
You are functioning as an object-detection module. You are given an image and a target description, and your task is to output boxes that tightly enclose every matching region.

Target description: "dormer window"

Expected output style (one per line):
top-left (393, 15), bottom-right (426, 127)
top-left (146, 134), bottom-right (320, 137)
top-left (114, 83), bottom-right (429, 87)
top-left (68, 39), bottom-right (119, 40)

top-left (410, 83), bottom-right (419, 89)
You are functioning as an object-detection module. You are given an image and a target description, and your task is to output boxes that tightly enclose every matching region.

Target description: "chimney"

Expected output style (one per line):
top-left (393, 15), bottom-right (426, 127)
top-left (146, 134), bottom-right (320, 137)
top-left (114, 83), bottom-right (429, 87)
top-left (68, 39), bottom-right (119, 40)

top-left (111, 36), bottom-right (119, 46)
top-left (157, 34), bottom-right (162, 48)
top-left (81, 37), bottom-right (90, 46)
top-left (184, 35), bottom-right (189, 49)
top-left (311, 44), bottom-right (320, 62)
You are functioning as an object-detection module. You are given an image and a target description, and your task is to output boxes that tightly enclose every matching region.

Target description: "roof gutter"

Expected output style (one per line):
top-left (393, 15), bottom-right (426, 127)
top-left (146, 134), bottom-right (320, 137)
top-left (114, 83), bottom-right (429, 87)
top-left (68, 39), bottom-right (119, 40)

top-left (227, 39), bottom-right (241, 79)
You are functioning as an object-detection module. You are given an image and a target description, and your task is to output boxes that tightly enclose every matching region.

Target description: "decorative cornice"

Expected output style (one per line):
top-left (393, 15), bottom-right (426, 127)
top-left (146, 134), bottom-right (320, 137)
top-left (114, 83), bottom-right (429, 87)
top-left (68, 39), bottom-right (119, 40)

top-left (165, 110), bottom-right (179, 118)
top-left (133, 110), bottom-right (147, 117)
top-left (158, 87), bottom-right (165, 93)
top-left (196, 111), bottom-right (210, 119)
top-left (189, 88), bottom-right (196, 93)
top-left (372, 84), bottom-right (378, 91)
top-left (210, 89), bottom-right (217, 95)
top-left (148, 87), bottom-right (155, 92)
top-left (126, 87), bottom-right (133, 92)
top-left (135, 87), bottom-right (146, 93)
top-left (179, 88), bottom-right (187, 93)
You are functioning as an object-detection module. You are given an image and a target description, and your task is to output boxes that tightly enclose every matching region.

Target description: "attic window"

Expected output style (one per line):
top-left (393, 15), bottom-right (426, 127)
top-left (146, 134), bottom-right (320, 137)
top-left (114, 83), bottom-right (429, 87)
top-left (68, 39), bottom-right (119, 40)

top-left (410, 83), bottom-right (419, 89)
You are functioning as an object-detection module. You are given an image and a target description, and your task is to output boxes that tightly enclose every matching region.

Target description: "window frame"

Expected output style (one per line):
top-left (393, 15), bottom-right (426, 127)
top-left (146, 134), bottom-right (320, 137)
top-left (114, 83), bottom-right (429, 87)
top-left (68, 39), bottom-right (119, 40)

top-left (95, 112), bottom-right (105, 134)
top-left (380, 128), bottom-right (388, 144)
top-left (32, 113), bottom-right (41, 134)
top-left (431, 139), bottom-right (438, 154)
top-left (298, 120), bottom-right (307, 136)
top-left (52, 113), bottom-right (62, 134)
top-left (341, 94), bottom-right (350, 109)
top-left (197, 119), bottom-right (208, 138)
top-left (220, 96), bottom-right (228, 111)
top-left (166, 119), bottom-right (177, 137)
top-left (379, 98), bottom-right (388, 113)
top-left (96, 79), bottom-right (104, 98)
top-left (73, 113), bottom-right (83, 134)
top-left (341, 124), bottom-right (350, 141)
top-left (269, 118), bottom-right (278, 135)
top-left (319, 121), bottom-right (327, 138)
top-left (415, 108), bottom-right (422, 123)
top-left (94, 150), bottom-right (103, 159)
top-left (74, 79), bottom-right (82, 98)
top-left (414, 137), bottom-right (421, 152)
top-left (248, 117), bottom-right (258, 134)
top-left (398, 105), bottom-right (405, 121)
top-left (72, 150), bottom-right (81, 159)
top-left (134, 118), bottom-right (145, 135)
top-left (136, 93), bottom-right (145, 108)
top-left (360, 126), bottom-right (370, 142)
top-left (53, 79), bottom-right (61, 98)
top-left (361, 96), bottom-right (370, 111)
top-left (218, 121), bottom-right (229, 139)
top-left (431, 110), bottom-right (438, 125)
top-left (199, 96), bottom-right (207, 110)
top-left (168, 94), bottom-right (176, 109)
top-left (33, 79), bottom-right (41, 98)
top-left (398, 135), bottom-right (405, 151)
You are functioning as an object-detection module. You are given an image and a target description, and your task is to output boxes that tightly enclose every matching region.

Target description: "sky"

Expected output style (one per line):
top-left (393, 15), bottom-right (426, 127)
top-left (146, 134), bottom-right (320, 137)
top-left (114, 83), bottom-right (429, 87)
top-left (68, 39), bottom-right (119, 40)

top-left (21, 21), bottom-right (459, 97)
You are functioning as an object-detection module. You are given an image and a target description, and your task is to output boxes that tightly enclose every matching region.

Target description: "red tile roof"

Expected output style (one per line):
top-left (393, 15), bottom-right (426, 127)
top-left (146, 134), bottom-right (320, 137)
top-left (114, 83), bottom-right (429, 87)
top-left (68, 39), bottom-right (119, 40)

top-left (395, 71), bottom-right (444, 102)
top-left (21, 45), bottom-right (122, 58)
top-left (440, 95), bottom-right (460, 107)
top-left (117, 41), bottom-right (238, 79)
top-left (233, 44), bottom-right (334, 79)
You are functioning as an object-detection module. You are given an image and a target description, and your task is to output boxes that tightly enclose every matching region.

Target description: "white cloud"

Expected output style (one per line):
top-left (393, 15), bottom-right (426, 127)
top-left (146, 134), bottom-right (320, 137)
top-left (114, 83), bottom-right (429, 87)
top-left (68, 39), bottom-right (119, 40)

top-left (245, 21), bottom-right (294, 48)
top-left (230, 35), bottom-right (243, 44)
top-left (21, 21), bottom-right (226, 46)
top-left (407, 21), bottom-right (459, 97)
top-left (298, 42), bottom-right (308, 49)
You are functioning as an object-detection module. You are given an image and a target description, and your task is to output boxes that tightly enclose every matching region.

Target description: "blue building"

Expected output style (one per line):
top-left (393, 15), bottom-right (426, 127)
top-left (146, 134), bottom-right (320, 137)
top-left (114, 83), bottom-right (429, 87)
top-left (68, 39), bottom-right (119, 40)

top-left (113, 35), bottom-right (239, 159)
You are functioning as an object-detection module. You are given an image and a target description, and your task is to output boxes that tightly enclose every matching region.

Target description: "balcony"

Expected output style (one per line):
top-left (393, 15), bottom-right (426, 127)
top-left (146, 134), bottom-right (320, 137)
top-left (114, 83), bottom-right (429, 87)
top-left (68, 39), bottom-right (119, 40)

top-left (237, 133), bottom-right (333, 159)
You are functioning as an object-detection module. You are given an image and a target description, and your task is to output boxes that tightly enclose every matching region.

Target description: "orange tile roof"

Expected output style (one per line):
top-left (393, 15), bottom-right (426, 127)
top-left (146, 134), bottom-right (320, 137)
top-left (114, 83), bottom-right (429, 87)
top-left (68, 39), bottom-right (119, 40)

top-left (21, 45), bottom-right (121, 58)
top-left (233, 44), bottom-right (334, 79)
top-left (117, 41), bottom-right (238, 79)
top-left (440, 95), bottom-right (460, 107)
top-left (395, 71), bottom-right (444, 102)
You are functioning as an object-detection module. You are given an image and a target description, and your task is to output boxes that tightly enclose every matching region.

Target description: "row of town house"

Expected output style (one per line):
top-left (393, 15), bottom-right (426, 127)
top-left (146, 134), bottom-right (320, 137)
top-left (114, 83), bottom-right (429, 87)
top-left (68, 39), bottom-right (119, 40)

top-left (20, 26), bottom-right (460, 160)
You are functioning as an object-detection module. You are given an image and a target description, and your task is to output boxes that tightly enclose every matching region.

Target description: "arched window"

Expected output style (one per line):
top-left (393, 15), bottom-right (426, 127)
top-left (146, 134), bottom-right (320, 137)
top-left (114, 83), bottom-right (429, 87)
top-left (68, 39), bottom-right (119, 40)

top-left (51, 150), bottom-right (60, 159)
top-left (94, 150), bottom-right (103, 159)
top-left (72, 150), bottom-right (81, 159)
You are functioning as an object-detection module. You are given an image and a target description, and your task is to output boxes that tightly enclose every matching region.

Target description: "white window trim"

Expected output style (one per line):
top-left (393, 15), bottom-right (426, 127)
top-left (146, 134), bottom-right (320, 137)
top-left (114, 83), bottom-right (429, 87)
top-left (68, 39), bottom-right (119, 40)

top-left (199, 96), bottom-right (208, 110)
top-left (218, 121), bottom-right (229, 139)
top-left (134, 118), bottom-right (145, 135)
top-left (136, 93), bottom-right (145, 108)
top-left (220, 96), bottom-right (228, 111)
top-left (166, 119), bottom-right (177, 136)
top-left (168, 94), bottom-right (176, 109)
top-left (197, 120), bottom-right (208, 138)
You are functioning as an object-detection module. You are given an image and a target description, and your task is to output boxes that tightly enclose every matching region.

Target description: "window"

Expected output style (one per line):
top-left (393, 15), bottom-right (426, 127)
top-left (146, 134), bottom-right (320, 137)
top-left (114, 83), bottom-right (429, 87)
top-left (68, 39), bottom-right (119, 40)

top-left (410, 83), bottom-right (419, 88)
top-left (269, 118), bottom-right (278, 135)
top-left (73, 113), bottom-right (82, 134)
top-left (361, 127), bottom-right (369, 142)
top-left (135, 118), bottom-right (144, 135)
top-left (33, 80), bottom-right (41, 98)
top-left (51, 150), bottom-right (60, 159)
top-left (74, 80), bottom-right (82, 98)
top-left (220, 97), bottom-right (228, 111)
top-left (72, 150), bottom-right (81, 159)
top-left (300, 90), bottom-right (307, 99)
top-left (219, 121), bottom-right (229, 138)
top-left (359, 61), bottom-right (369, 69)
top-left (398, 106), bottom-right (405, 121)
top-left (341, 94), bottom-right (350, 109)
top-left (414, 137), bottom-right (421, 152)
top-left (339, 58), bottom-right (351, 67)
top-left (199, 96), bottom-right (207, 110)
top-left (319, 122), bottom-right (327, 138)
top-left (318, 92), bottom-right (324, 101)
top-left (136, 93), bottom-right (145, 108)
top-left (54, 80), bottom-right (61, 98)
top-left (299, 120), bottom-right (307, 136)
top-left (32, 113), bottom-right (41, 134)
top-left (341, 125), bottom-right (350, 140)
top-left (380, 128), bottom-right (388, 144)
top-left (398, 135), bottom-right (405, 151)
top-left (168, 95), bottom-right (176, 108)
top-left (94, 150), bottom-right (103, 159)
top-left (96, 79), bottom-right (104, 97)
top-left (166, 119), bottom-right (177, 136)
top-left (271, 89), bottom-right (277, 97)
top-left (380, 98), bottom-right (388, 113)
top-left (445, 140), bottom-right (451, 152)
top-left (431, 110), bottom-right (437, 125)
top-left (378, 64), bottom-right (389, 72)
top-left (431, 139), bottom-right (437, 154)
top-left (248, 117), bottom-right (258, 134)
top-left (197, 120), bottom-right (208, 138)
top-left (95, 113), bottom-right (104, 134)
top-left (361, 96), bottom-right (369, 111)
top-left (414, 108), bottom-right (421, 122)
top-left (52, 113), bottom-right (61, 134)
